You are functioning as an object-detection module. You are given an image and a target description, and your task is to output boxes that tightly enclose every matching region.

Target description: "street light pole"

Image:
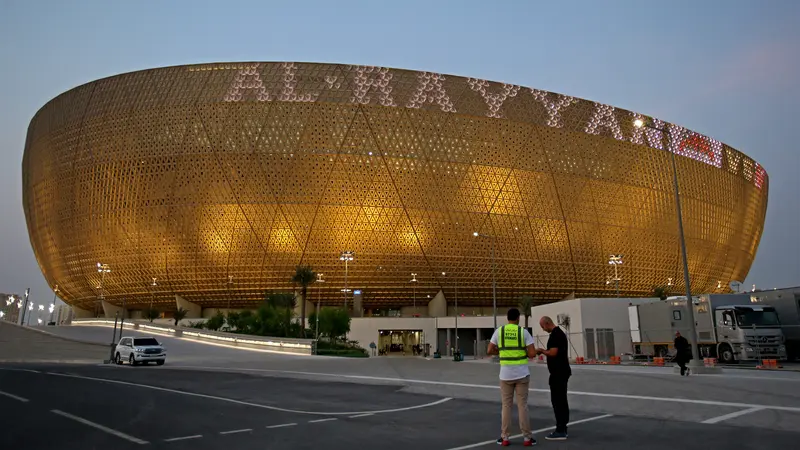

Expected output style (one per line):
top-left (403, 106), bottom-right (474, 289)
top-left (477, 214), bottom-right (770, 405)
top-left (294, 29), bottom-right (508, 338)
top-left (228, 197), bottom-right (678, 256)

top-left (227, 275), bottom-right (234, 311)
top-left (315, 273), bottom-right (325, 340)
top-left (443, 271), bottom-right (459, 355)
top-left (150, 278), bottom-right (157, 310)
top-left (491, 235), bottom-right (497, 331)
top-left (608, 254), bottom-right (623, 298)
top-left (473, 232), bottom-right (498, 331)
top-left (49, 285), bottom-right (59, 325)
top-left (634, 118), bottom-right (701, 366)
top-left (410, 273), bottom-right (417, 316)
top-left (339, 251), bottom-right (354, 310)
top-left (97, 263), bottom-right (111, 318)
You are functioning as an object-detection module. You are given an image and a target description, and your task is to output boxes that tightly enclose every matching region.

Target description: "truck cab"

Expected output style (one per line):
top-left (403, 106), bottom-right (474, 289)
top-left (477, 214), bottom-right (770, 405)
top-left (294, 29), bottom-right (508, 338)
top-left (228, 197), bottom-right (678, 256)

top-left (714, 305), bottom-right (786, 363)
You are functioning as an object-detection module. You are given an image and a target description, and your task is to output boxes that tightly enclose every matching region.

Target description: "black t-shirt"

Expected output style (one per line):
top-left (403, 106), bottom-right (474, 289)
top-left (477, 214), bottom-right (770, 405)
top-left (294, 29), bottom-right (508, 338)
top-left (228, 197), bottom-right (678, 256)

top-left (546, 326), bottom-right (571, 377)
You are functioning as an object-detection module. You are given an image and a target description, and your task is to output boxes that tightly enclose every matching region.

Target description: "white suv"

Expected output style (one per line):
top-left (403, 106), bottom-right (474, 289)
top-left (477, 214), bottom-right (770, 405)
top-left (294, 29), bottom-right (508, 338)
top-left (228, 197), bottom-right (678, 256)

top-left (114, 336), bottom-right (166, 366)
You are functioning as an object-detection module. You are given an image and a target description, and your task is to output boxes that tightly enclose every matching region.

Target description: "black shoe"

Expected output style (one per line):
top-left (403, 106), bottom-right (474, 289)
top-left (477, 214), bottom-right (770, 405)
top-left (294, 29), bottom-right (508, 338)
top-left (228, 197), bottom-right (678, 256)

top-left (545, 431), bottom-right (568, 441)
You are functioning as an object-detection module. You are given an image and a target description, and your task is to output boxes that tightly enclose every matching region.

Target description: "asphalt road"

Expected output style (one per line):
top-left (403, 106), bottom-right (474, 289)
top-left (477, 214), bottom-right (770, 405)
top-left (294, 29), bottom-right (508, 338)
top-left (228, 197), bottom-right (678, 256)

top-left (2, 363), bottom-right (799, 450)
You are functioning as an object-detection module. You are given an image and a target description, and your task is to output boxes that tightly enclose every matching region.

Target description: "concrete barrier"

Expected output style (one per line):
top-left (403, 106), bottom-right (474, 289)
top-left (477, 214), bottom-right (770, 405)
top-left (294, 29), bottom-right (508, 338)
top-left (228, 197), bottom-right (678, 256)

top-left (71, 319), bottom-right (315, 355)
top-left (1, 321), bottom-right (107, 347)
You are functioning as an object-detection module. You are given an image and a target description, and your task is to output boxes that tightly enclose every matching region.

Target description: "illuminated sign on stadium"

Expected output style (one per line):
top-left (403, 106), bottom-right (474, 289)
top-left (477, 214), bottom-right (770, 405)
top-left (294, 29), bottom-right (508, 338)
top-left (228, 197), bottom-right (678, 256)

top-left (214, 63), bottom-right (765, 189)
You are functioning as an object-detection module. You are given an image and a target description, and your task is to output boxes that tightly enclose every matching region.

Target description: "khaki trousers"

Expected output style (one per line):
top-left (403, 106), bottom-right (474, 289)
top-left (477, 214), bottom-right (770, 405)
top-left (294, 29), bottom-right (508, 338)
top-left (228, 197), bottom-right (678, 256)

top-left (500, 375), bottom-right (531, 439)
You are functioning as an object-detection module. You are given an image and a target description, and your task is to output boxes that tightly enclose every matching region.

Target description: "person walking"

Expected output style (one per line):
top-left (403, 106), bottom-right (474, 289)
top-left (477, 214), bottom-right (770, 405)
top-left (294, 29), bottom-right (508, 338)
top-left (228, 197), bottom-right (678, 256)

top-left (674, 331), bottom-right (691, 376)
top-left (487, 308), bottom-right (538, 447)
top-left (536, 316), bottom-right (571, 441)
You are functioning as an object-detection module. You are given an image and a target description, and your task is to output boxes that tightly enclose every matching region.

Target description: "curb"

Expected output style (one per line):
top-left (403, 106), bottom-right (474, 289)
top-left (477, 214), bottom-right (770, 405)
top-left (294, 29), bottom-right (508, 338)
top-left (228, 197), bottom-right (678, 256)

top-left (1, 322), bottom-right (108, 348)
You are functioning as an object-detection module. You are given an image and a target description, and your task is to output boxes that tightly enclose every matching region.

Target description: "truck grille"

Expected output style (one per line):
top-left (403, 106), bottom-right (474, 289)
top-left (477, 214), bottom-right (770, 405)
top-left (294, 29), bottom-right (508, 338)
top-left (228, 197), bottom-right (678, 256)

top-left (747, 336), bottom-right (780, 346)
top-left (144, 348), bottom-right (161, 354)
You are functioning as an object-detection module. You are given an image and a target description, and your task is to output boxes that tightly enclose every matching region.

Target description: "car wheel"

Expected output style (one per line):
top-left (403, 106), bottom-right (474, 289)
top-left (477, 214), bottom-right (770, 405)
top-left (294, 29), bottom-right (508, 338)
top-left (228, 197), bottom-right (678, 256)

top-left (129, 354), bottom-right (138, 366)
top-left (115, 353), bottom-right (122, 365)
top-left (156, 360), bottom-right (165, 366)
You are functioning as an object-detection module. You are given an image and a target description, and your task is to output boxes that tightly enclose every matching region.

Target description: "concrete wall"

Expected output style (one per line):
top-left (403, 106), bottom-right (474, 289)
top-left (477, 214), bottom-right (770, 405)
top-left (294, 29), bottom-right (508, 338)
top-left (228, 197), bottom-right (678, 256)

top-left (581, 297), bottom-right (660, 358)
top-left (176, 295), bottom-right (202, 318)
top-left (530, 297), bottom-right (660, 359)
top-left (531, 299), bottom-right (584, 357)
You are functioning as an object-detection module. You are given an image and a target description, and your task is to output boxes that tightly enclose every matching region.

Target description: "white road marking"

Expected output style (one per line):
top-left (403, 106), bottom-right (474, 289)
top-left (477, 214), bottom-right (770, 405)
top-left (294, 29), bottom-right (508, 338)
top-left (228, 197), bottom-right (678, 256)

top-left (164, 435), bottom-right (203, 442)
top-left (308, 418), bottom-right (338, 423)
top-left (50, 409), bottom-right (148, 445)
top-left (0, 367), bottom-right (41, 374)
top-left (548, 364), bottom-right (800, 383)
top-left (445, 414), bottom-right (613, 450)
top-left (219, 428), bottom-right (252, 435)
top-left (43, 371), bottom-right (452, 415)
top-left (349, 413), bottom-right (374, 418)
top-left (176, 366), bottom-right (800, 413)
top-left (266, 423), bottom-right (297, 429)
top-left (0, 390), bottom-right (29, 402)
top-left (702, 407), bottom-right (766, 424)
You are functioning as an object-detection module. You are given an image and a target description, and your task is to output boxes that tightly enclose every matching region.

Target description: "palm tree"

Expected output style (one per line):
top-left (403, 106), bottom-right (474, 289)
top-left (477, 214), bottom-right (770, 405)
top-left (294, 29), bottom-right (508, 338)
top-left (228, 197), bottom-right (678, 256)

top-left (518, 295), bottom-right (535, 332)
top-left (291, 265), bottom-right (316, 337)
top-left (173, 307), bottom-right (188, 326)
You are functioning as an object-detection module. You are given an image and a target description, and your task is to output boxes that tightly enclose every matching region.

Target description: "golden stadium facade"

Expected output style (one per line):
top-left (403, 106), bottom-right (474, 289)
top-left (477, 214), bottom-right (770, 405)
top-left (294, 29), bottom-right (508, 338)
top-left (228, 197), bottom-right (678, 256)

top-left (22, 62), bottom-right (768, 313)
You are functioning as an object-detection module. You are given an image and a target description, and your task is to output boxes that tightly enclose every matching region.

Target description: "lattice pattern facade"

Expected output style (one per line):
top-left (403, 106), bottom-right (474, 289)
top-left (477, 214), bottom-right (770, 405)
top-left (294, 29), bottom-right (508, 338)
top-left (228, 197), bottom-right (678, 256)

top-left (22, 62), bottom-right (768, 312)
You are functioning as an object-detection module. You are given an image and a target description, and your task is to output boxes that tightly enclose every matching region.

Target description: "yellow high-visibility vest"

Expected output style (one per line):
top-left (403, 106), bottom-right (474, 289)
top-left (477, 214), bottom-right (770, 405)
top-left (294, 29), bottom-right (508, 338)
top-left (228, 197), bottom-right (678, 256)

top-left (497, 324), bottom-right (527, 365)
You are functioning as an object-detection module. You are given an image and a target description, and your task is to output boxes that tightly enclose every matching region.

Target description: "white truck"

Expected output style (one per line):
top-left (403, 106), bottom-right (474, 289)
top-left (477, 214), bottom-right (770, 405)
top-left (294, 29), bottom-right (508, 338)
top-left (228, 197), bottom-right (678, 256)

top-left (628, 294), bottom-right (787, 364)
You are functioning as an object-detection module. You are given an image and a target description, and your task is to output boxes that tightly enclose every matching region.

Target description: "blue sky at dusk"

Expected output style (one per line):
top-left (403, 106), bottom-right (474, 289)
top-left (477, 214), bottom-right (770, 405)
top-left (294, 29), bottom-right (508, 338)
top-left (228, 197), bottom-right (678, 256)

top-left (0, 0), bottom-right (798, 304)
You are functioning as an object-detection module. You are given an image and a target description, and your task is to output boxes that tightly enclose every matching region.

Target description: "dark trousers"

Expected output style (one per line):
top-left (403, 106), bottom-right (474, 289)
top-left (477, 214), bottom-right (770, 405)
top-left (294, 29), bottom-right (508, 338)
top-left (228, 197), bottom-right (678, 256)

top-left (675, 351), bottom-right (690, 375)
top-left (549, 374), bottom-right (570, 433)
top-left (676, 355), bottom-right (687, 375)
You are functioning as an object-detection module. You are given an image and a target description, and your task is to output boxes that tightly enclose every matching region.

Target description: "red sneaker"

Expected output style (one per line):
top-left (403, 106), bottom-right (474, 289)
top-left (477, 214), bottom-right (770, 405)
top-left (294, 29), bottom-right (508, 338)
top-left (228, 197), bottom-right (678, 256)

top-left (496, 437), bottom-right (510, 446)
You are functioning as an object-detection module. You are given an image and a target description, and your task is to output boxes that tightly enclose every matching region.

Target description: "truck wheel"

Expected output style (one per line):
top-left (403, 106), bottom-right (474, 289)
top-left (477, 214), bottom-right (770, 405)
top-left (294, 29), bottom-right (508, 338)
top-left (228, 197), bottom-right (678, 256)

top-left (718, 344), bottom-right (735, 364)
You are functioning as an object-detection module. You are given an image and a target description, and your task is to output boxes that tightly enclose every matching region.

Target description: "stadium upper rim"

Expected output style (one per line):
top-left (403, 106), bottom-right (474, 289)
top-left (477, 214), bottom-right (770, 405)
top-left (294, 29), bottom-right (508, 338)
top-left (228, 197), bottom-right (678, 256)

top-left (30, 60), bottom-right (768, 189)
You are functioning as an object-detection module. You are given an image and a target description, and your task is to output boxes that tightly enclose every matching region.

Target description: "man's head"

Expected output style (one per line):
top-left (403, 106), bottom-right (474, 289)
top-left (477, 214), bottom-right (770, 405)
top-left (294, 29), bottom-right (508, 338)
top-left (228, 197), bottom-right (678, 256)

top-left (507, 308), bottom-right (521, 324)
top-left (675, 331), bottom-right (681, 338)
top-left (539, 316), bottom-right (556, 333)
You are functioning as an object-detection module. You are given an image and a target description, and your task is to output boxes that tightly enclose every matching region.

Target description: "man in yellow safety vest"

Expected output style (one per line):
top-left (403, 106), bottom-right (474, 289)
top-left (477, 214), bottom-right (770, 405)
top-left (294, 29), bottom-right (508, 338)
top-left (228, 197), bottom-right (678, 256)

top-left (487, 308), bottom-right (538, 446)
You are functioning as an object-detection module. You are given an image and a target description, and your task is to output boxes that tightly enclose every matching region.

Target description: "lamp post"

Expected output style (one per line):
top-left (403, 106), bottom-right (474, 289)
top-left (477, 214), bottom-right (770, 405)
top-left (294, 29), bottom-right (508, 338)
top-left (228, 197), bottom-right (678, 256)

top-left (226, 275), bottom-right (234, 311)
top-left (410, 273), bottom-right (418, 316)
top-left (443, 271), bottom-right (460, 355)
top-left (339, 251), bottom-right (354, 310)
top-left (315, 273), bottom-right (325, 340)
top-left (49, 285), bottom-right (59, 325)
top-left (20, 289), bottom-right (30, 326)
top-left (633, 118), bottom-right (701, 366)
top-left (608, 254), bottom-right (623, 298)
top-left (97, 263), bottom-right (111, 318)
top-left (473, 232), bottom-right (498, 331)
top-left (149, 278), bottom-right (158, 310)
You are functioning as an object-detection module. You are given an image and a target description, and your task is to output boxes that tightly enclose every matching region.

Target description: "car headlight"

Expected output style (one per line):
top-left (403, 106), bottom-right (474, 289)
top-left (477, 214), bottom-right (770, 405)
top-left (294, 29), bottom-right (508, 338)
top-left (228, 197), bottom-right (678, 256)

top-left (135, 348), bottom-right (144, 352)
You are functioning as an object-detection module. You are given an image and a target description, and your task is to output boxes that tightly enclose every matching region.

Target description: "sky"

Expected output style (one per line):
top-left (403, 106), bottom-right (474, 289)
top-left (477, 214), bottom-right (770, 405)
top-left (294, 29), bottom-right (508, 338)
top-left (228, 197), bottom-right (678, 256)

top-left (0, 0), bottom-right (798, 307)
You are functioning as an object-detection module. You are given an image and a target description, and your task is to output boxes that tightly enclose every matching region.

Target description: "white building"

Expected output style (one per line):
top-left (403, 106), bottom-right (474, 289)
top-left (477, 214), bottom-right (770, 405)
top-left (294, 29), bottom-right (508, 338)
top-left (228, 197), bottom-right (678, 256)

top-left (530, 297), bottom-right (660, 360)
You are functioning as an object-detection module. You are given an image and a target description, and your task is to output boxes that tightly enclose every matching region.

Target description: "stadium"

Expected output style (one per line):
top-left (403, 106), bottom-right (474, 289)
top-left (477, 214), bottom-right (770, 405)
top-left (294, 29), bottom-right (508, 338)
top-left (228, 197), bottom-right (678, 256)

top-left (22, 62), bottom-right (768, 317)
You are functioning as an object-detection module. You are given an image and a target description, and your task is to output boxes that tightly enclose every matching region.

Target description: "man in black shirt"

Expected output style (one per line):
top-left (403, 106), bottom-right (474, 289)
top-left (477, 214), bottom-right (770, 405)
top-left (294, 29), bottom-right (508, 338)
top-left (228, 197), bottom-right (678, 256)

top-left (674, 331), bottom-right (691, 376)
top-left (536, 316), bottom-right (571, 441)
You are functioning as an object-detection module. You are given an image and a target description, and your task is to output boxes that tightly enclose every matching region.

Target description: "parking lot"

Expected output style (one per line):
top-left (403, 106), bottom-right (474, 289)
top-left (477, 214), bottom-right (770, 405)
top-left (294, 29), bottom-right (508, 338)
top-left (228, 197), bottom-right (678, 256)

top-left (2, 363), bottom-right (799, 450)
top-left (3, 322), bottom-right (800, 449)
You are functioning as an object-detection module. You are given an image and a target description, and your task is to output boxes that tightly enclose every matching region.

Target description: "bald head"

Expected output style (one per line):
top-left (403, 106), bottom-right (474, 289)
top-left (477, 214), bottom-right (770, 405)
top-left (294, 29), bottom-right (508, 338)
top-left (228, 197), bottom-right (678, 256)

top-left (539, 316), bottom-right (556, 333)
